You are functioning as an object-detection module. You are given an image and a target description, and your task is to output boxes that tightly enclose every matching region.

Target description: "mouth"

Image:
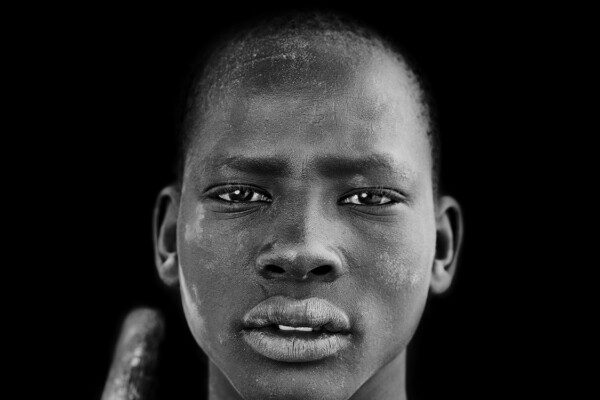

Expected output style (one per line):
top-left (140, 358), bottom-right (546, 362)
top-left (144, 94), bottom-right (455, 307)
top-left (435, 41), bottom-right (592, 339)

top-left (241, 296), bottom-right (352, 363)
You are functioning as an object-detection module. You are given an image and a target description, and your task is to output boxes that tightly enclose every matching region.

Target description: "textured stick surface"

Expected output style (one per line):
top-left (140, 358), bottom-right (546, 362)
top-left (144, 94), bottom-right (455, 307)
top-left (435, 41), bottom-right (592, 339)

top-left (101, 308), bottom-right (165, 400)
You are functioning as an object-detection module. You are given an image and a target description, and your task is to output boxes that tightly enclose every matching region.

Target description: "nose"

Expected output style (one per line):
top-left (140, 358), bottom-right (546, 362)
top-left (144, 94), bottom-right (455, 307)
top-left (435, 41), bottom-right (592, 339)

top-left (255, 203), bottom-right (346, 283)
top-left (256, 245), bottom-right (345, 282)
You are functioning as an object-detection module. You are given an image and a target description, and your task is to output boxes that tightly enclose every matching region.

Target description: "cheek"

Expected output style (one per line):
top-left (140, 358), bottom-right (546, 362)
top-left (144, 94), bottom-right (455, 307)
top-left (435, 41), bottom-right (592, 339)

top-left (366, 219), bottom-right (435, 294)
top-left (179, 266), bottom-right (209, 347)
top-left (184, 204), bottom-right (205, 243)
top-left (368, 247), bottom-right (429, 335)
top-left (356, 220), bottom-right (435, 346)
top-left (376, 250), bottom-right (423, 291)
top-left (181, 203), bottom-right (256, 271)
top-left (180, 203), bottom-right (223, 276)
top-left (178, 203), bottom-right (258, 350)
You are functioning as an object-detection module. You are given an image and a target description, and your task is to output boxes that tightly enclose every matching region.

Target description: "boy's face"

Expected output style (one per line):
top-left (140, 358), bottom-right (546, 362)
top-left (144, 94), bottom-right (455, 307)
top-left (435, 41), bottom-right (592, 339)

top-left (165, 47), bottom-right (449, 399)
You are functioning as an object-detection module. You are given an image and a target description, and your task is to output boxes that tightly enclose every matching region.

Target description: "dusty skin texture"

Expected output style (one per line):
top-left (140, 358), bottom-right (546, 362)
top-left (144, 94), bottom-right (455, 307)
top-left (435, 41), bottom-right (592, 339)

top-left (176, 41), bottom-right (436, 400)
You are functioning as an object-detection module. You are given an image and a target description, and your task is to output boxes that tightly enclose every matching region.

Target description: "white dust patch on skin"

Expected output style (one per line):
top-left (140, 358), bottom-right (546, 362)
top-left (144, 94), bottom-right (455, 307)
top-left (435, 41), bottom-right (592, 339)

top-left (377, 251), bottom-right (423, 290)
top-left (235, 229), bottom-right (251, 252)
top-left (184, 203), bottom-right (205, 242)
top-left (179, 266), bottom-right (207, 345)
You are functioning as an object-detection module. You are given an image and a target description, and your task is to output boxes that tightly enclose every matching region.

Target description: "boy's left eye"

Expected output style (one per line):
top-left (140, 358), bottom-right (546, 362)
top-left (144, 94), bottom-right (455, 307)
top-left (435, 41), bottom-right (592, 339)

top-left (339, 190), bottom-right (396, 206)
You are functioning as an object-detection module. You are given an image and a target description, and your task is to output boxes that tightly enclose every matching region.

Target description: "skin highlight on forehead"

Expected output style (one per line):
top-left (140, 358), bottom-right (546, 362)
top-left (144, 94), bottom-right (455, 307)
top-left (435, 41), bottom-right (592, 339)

top-left (205, 31), bottom-right (378, 97)
top-left (231, 40), bottom-right (362, 94)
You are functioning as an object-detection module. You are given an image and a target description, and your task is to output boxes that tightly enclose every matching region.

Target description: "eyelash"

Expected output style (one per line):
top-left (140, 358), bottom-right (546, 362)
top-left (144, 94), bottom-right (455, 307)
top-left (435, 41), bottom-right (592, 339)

top-left (206, 185), bottom-right (403, 206)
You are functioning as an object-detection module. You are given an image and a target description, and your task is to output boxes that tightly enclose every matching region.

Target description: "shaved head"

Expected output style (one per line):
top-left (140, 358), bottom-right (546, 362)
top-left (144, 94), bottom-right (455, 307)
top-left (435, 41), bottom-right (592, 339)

top-left (178, 12), bottom-right (441, 193)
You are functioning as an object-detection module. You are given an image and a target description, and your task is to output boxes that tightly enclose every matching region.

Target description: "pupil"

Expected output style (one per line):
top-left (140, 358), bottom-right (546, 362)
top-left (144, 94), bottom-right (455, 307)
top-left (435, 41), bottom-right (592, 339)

top-left (231, 189), bottom-right (251, 201)
top-left (361, 192), bottom-right (383, 204)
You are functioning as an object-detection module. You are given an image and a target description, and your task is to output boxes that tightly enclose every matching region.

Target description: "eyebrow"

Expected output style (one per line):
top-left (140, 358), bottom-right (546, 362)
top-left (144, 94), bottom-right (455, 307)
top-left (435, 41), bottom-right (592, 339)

top-left (208, 153), bottom-right (415, 180)
top-left (315, 154), bottom-right (411, 179)
top-left (210, 155), bottom-right (289, 176)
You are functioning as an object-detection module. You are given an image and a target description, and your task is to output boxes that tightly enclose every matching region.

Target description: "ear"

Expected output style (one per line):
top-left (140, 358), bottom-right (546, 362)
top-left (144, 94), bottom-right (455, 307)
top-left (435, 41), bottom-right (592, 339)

top-left (430, 195), bottom-right (464, 294)
top-left (153, 185), bottom-right (181, 287)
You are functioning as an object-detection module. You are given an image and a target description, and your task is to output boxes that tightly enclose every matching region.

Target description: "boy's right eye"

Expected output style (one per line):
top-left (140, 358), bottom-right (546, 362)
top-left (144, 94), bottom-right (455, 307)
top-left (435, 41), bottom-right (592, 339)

top-left (208, 185), bottom-right (272, 204)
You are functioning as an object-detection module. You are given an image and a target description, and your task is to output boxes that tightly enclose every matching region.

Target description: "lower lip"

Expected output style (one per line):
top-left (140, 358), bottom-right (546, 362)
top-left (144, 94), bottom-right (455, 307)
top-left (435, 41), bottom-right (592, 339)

top-left (242, 328), bottom-right (351, 362)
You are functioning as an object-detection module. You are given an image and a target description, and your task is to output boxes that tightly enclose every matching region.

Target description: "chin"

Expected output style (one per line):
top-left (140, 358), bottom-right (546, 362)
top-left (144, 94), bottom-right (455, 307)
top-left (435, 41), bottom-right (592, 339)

top-left (234, 367), bottom-right (356, 400)
top-left (211, 351), bottom-right (361, 400)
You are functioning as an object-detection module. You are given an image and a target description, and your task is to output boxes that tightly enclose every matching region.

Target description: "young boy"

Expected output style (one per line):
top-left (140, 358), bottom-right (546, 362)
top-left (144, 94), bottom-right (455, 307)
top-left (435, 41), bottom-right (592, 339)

top-left (151, 12), bottom-right (463, 400)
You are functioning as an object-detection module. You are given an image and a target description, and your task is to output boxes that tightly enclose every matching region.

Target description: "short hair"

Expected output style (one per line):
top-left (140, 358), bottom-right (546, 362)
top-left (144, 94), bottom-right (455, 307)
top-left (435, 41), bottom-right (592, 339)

top-left (175, 11), bottom-right (441, 194)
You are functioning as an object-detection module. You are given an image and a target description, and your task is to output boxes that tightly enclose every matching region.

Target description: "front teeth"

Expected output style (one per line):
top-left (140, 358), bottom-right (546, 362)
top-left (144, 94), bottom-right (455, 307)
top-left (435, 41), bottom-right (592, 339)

top-left (278, 325), bottom-right (318, 332)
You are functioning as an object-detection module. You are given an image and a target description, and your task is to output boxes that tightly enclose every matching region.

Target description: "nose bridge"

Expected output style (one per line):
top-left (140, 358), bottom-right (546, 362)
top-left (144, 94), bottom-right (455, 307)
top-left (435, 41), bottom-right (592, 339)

top-left (255, 192), bottom-right (345, 282)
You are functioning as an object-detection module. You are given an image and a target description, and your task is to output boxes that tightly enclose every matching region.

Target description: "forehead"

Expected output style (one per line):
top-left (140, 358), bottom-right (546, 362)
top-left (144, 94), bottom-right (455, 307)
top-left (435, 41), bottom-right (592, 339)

top-left (185, 43), bottom-right (431, 183)
top-left (226, 35), bottom-right (371, 92)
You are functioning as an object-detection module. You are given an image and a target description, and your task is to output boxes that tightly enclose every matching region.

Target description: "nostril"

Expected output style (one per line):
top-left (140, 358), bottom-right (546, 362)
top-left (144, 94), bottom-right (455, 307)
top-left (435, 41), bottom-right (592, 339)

top-left (310, 265), bottom-right (333, 276)
top-left (265, 264), bottom-right (285, 274)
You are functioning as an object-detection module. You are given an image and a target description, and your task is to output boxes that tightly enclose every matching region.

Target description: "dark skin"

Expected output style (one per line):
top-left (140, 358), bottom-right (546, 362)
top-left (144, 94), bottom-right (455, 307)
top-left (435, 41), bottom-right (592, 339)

top-left (154, 42), bottom-right (463, 400)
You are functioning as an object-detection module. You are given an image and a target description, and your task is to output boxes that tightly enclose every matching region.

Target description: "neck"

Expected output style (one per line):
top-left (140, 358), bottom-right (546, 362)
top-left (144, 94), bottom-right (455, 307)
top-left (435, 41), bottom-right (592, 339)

top-left (207, 350), bottom-right (407, 400)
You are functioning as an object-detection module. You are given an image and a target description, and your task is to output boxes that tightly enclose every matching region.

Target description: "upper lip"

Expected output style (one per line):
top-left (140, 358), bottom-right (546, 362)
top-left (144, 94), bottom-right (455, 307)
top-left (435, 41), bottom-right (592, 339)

top-left (242, 296), bottom-right (351, 333)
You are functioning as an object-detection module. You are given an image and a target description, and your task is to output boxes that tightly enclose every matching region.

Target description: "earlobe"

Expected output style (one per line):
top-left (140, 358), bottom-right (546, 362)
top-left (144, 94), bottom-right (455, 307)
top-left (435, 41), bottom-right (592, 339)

top-left (153, 185), bottom-right (181, 288)
top-left (430, 195), bottom-right (464, 295)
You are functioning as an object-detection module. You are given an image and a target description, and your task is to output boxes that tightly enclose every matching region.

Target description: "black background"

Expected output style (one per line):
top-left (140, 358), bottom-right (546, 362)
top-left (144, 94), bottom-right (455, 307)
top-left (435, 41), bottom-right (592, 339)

top-left (21, 3), bottom-right (586, 399)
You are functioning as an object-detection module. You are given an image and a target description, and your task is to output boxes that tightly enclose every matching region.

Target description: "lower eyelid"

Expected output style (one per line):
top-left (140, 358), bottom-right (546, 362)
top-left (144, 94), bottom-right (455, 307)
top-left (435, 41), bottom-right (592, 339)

top-left (343, 201), bottom-right (397, 209)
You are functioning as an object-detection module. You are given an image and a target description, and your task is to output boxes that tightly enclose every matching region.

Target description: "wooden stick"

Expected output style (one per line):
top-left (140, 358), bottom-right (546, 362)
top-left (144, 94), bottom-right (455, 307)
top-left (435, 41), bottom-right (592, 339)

top-left (101, 308), bottom-right (165, 400)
